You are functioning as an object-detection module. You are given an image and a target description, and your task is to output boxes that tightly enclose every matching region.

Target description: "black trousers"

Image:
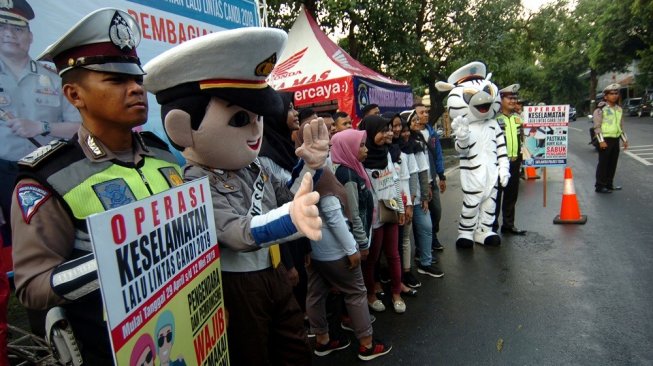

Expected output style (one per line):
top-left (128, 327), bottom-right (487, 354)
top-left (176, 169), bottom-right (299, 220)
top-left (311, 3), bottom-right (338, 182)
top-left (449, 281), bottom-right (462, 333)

top-left (595, 137), bottom-right (620, 189)
top-left (493, 159), bottom-right (521, 230)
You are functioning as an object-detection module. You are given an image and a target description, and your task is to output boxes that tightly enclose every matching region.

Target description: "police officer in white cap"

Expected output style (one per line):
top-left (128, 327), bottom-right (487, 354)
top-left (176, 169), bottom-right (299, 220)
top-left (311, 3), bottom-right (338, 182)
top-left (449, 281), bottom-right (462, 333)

top-left (493, 84), bottom-right (526, 235)
top-left (11, 8), bottom-right (182, 364)
top-left (593, 83), bottom-right (628, 193)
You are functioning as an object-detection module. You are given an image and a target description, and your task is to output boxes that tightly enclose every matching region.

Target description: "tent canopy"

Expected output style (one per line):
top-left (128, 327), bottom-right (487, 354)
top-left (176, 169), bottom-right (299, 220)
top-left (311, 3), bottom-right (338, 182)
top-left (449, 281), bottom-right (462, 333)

top-left (268, 7), bottom-right (412, 121)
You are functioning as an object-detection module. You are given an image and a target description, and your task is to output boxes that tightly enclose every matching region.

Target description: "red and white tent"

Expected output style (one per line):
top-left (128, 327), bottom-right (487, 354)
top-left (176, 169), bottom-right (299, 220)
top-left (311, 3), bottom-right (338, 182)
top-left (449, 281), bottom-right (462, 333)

top-left (268, 7), bottom-right (413, 124)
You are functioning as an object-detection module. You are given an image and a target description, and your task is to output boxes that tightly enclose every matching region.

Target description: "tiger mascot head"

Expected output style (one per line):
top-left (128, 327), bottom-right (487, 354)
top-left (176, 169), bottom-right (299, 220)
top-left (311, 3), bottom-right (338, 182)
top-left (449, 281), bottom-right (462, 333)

top-left (435, 61), bottom-right (500, 123)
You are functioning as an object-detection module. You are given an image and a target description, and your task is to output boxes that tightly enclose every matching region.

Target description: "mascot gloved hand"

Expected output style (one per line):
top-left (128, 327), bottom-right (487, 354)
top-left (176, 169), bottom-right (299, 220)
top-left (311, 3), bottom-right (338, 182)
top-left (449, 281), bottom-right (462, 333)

top-left (436, 61), bottom-right (509, 248)
top-left (499, 167), bottom-right (510, 188)
top-left (295, 118), bottom-right (330, 169)
top-left (289, 172), bottom-right (322, 240)
top-left (451, 116), bottom-right (471, 141)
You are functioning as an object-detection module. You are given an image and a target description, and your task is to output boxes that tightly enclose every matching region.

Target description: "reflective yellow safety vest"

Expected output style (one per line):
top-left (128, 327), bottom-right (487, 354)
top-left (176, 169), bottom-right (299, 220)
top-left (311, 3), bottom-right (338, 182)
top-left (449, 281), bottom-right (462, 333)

top-left (601, 105), bottom-right (623, 138)
top-left (496, 113), bottom-right (522, 158)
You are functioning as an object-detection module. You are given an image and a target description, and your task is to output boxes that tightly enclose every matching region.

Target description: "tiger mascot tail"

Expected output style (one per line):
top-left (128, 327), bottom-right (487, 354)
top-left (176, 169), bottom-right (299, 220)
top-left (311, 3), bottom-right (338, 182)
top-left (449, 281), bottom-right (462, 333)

top-left (436, 61), bottom-right (510, 248)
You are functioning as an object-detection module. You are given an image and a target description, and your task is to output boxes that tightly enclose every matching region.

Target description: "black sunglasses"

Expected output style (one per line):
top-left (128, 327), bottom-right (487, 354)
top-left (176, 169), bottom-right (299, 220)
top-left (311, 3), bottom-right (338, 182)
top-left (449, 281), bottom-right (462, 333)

top-left (139, 350), bottom-right (153, 366)
top-left (157, 332), bottom-right (172, 347)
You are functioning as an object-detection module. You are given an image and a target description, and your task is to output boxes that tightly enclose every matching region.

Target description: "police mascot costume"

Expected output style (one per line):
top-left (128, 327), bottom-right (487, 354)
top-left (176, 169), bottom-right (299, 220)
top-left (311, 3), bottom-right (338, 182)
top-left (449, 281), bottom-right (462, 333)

top-left (435, 62), bottom-right (509, 248)
top-left (143, 28), bottom-right (329, 364)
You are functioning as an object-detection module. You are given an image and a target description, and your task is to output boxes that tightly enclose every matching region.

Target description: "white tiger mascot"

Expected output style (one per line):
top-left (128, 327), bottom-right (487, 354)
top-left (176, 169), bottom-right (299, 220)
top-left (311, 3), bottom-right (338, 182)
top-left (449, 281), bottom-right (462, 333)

top-left (436, 61), bottom-right (510, 248)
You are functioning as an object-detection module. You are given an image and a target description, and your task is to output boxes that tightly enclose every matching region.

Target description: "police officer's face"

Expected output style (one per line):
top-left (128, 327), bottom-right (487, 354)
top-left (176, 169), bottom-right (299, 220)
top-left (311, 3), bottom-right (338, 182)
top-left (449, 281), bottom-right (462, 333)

top-left (501, 95), bottom-right (517, 111)
top-left (66, 71), bottom-right (148, 128)
top-left (0, 23), bottom-right (32, 58)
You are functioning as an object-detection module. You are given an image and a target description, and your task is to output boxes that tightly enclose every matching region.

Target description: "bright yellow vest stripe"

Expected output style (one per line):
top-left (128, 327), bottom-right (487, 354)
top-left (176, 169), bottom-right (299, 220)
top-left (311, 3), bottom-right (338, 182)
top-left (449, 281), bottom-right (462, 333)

top-left (63, 157), bottom-right (180, 219)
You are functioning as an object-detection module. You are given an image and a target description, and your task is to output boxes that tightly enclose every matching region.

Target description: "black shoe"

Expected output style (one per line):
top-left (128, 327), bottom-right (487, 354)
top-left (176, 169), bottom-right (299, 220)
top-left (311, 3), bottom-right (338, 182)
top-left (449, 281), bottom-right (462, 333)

top-left (402, 271), bottom-right (422, 288)
top-left (314, 334), bottom-right (351, 356)
top-left (595, 187), bottom-right (612, 193)
top-left (358, 339), bottom-right (392, 361)
top-left (417, 264), bottom-right (444, 278)
top-left (501, 226), bottom-right (527, 235)
top-left (608, 185), bottom-right (622, 191)
top-left (432, 238), bottom-right (444, 251)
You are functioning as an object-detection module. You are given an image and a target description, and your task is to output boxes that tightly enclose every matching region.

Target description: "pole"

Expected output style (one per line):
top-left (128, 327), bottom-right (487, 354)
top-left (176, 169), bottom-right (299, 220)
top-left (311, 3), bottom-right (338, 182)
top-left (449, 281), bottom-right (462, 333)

top-left (543, 167), bottom-right (547, 207)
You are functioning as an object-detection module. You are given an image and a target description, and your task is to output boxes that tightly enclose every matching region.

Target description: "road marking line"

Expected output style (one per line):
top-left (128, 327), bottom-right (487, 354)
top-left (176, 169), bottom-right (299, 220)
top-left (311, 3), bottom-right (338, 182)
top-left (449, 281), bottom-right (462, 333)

top-left (629, 145), bottom-right (653, 148)
top-left (624, 151), bottom-right (653, 166)
top-left (569, 127), bottom-right (582, 132)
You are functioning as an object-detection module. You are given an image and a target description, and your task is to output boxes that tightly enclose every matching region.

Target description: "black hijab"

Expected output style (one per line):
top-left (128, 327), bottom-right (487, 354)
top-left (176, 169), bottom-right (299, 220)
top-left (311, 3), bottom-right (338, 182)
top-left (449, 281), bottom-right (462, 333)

top-left (383, 112), bottom-right (402, 163)
top-left (360, 115), bottom-right (391, 169)
top-left (260, 92), bottom-right (298, 172)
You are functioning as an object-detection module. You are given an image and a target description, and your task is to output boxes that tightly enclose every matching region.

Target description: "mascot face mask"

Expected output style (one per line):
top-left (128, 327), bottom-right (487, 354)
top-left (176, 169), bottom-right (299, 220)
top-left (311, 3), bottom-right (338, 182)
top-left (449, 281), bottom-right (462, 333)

top-left (436, 61), bottom-right (501, 123)
top-left (195, 98), bottom-right (263, 169)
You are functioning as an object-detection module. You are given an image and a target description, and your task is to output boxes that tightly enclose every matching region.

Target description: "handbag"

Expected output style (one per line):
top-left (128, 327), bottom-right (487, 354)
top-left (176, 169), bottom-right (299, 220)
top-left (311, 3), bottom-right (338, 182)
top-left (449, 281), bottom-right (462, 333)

top-left (378, 199), bottom-right (399, 224)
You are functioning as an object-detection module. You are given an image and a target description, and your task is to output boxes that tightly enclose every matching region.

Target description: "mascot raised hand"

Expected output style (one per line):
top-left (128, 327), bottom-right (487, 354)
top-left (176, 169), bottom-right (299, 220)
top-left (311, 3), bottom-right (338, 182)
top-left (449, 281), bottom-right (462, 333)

top-left (143, 28), bottom-right (328, 364)
top-left (436, 62), bottom-right (509, 248)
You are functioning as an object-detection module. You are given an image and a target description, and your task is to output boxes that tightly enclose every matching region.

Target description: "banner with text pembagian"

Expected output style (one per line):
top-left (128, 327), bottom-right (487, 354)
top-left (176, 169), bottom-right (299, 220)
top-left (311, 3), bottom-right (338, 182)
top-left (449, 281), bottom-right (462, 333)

top-left (87, 177), bottom-right (228, 366)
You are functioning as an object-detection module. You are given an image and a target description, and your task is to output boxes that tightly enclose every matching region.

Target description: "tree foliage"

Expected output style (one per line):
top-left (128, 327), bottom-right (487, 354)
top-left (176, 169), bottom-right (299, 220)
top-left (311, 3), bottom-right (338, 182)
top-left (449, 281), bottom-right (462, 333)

top-left (265, 0), bottom-right (653, 118)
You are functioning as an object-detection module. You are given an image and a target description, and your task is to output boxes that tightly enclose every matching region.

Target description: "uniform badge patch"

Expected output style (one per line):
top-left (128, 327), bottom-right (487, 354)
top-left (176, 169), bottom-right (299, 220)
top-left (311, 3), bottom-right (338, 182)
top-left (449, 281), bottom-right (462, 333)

top-left (159, 167), bottom-right (183, 187)
top-left (92, 179), bottom-right (136, 210)
top-left (16, 184), bottom-right (51, 224)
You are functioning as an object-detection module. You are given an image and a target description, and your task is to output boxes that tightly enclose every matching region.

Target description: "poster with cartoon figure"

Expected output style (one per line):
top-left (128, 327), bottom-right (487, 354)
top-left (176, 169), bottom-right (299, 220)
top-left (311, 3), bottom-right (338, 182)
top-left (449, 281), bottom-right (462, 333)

top-left (522, 105), bottom-right (569, 167)
top-left (87, 177), bottom-right (229, 366)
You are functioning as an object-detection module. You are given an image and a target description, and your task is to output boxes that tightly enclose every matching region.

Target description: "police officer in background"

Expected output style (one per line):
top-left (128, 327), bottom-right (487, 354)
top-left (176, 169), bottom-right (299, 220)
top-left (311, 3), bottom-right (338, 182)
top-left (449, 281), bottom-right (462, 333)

top-left (11, 8), bottom-right (182, 364)
top-left (594, 83), bottom-right (628, 193)
top-left (493, 84), bottom-right (526, 235)
top-left (0, 0), bottom-right (80, 259)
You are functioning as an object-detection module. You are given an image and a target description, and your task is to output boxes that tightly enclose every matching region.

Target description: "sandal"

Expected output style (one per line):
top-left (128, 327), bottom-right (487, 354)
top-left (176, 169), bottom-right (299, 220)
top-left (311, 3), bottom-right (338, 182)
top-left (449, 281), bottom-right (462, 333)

top-left (368, 299), bottom-right (386, 312)
top-left (393, 299), bottom-right (406, 314)
top-left (401, 288), bottom-right (418, 297)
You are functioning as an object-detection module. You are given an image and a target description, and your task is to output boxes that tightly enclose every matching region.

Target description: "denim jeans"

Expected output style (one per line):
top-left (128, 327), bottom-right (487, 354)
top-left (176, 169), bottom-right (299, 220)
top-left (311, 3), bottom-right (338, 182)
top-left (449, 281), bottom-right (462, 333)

top-left (412, 205), bottom-right (434, 267)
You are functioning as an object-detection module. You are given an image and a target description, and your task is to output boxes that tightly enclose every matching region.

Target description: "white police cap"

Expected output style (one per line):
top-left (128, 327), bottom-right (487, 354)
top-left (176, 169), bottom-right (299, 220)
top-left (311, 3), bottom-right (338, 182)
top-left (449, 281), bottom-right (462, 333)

top-left (143, 27), bottom-right (287, 117)
top-left (499, 84), bottom-right (520, 96)
top-left (603, 83), bottom-right (621, 93)
top-left (447, 61), bottom-right (487, 85)
top-left (37, 8), bottom-right (144, 76)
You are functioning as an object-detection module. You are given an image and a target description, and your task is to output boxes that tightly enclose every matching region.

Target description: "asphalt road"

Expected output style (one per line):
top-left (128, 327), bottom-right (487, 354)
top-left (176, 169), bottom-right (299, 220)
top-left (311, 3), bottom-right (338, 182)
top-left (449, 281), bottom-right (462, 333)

top-left (313, 116), bottom-right (653, 365)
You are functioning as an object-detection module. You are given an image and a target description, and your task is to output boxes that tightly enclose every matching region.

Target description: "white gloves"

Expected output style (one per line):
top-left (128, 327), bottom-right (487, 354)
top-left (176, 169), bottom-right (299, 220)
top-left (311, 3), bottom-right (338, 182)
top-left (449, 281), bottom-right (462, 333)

top-left (451, 116), bottom-right (470, 141)
top-left (499, 168), bottom-right (510, 187)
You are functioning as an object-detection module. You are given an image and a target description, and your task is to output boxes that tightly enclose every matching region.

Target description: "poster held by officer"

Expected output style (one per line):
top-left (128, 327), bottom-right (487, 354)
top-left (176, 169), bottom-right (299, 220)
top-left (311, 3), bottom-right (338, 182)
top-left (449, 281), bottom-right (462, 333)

top-left (86, 177), bottom-right (229, 366)
top-left (522, 104), bottom-right (570, 167)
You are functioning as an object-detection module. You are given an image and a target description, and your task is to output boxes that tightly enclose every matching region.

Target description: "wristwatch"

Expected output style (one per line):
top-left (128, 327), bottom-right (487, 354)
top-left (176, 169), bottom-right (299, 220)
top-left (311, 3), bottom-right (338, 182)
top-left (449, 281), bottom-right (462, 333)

top-left (41, 121), bottom-right (51, 136)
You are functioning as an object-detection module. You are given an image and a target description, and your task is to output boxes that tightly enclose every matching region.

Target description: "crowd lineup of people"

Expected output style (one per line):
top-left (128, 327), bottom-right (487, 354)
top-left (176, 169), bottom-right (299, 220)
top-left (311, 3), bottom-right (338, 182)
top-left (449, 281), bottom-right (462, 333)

top-left (0, 3), bottom-right (630, 366)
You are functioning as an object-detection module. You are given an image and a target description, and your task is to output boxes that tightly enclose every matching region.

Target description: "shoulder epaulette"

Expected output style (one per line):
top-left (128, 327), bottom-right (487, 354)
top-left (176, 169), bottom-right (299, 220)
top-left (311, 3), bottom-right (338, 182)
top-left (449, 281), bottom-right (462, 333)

top-left (18, 140), bottom-right (69, 168)
top-left (139, 131), bottom-right (171, 151)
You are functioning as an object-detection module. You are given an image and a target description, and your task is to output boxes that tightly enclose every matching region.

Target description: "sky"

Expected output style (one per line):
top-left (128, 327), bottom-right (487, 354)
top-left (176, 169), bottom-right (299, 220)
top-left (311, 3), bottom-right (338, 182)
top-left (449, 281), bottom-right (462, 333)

top-left (522, 0), bottom-right (555, 12)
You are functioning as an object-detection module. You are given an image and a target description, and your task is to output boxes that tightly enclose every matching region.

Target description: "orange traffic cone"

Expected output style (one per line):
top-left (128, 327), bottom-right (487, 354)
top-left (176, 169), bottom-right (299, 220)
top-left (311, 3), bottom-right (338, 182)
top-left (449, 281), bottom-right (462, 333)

top-left (553, 167), bottom-right (587, 224)
top-left (525, 166), bottom-right (540, 180)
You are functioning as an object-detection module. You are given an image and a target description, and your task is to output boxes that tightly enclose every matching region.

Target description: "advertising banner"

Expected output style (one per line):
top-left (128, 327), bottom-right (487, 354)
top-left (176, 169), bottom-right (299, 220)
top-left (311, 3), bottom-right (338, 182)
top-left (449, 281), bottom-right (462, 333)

top-left (86, 177), bottom-right (228, 366)
top-left (522, 105), bottom-right (570, 167)
top-left (354, 77), bottom-right (413, 117)
top-left (29, 0), bottom-right (259, 158)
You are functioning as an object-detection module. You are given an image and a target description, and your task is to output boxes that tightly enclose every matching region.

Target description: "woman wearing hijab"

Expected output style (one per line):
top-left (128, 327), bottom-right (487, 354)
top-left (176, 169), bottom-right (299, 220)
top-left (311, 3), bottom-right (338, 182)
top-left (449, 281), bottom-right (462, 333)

top-left (259, 91), bottom-right (300, 182)
top-left (259, 91), bottom-right (310, 310)
top-left (303, 126), bottom-right (392, 361)
top-left (407, 111), bottom-right (444, 279)
top-left (359, 115), bottom-right (407, 314)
